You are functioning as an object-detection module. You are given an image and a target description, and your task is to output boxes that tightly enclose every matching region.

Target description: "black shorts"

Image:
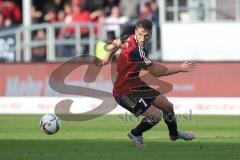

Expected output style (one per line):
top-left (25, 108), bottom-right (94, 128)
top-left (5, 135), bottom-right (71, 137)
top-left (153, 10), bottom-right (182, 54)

top-left (113, 86), bottom-right (159, 116)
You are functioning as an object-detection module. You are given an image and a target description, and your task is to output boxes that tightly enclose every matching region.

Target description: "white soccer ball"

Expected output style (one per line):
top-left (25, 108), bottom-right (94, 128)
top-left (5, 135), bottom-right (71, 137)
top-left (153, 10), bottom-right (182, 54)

top-left (40, 114), bottom-right (61, 135)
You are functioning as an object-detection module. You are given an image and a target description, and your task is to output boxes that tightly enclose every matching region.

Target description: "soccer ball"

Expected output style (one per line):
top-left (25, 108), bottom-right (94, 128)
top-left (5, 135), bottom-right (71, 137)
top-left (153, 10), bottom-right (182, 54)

top-left (40, 114), bottom-right (61, 135)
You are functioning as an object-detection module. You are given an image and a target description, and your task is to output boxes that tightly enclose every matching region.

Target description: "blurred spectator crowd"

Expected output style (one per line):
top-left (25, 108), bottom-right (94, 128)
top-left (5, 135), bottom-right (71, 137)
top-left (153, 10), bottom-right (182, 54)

top-left (31, 0), bottom-right (159, 26)
top-left (0, 0), bottom-right (160, 35)
top-left (31, 0), bottom-right (159, 38)
top-left (0, 0), bottom-right (160, 62)
top-left (0, 0), bottom-right (21, 28)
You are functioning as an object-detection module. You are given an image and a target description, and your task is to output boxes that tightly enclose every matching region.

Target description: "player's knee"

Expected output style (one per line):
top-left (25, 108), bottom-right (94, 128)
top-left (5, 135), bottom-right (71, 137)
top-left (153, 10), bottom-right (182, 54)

top-left (154, 96), bottom-right (174, 112)
top-left (165, 102), bottom-right (174, 112)
top-left (149, 109), bottom-right (162, 123)
top-left (155, 109), bottom-right (163, 122)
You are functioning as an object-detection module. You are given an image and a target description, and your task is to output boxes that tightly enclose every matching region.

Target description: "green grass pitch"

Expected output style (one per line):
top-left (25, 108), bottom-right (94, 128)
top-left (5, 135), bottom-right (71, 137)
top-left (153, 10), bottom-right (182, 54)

top-left (0, 115), bottom-right (240, 160)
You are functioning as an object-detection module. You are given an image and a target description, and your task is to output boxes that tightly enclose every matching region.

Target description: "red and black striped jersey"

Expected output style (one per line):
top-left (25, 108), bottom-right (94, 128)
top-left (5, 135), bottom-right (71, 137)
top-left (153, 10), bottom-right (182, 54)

top-left (113, 34), bottom-right (153, 96)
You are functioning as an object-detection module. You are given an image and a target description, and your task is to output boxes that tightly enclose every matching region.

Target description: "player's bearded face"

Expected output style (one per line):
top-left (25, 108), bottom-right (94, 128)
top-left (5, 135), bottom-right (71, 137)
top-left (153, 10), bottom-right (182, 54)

top-left (135, 27), bottom-right (151, 47)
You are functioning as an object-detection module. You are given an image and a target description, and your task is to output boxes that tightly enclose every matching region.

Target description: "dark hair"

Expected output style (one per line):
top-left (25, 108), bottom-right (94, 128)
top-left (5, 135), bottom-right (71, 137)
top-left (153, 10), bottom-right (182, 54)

top-left (136, 19), bottom-right (153, 31)
top-left (120, 25), bottom-right (135, 42)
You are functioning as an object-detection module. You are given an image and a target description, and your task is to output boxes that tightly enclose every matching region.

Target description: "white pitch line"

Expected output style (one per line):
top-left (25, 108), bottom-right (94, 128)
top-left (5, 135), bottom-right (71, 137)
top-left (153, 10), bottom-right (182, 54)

top-left (61, 136), bottom-right (240, 140)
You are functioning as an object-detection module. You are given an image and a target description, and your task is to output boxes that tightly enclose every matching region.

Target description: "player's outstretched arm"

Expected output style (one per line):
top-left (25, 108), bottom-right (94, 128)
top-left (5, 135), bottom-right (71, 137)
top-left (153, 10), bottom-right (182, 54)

top-left (147, 61), bottom-right (197, 77)
top-left (99, 39), bottom-right (121, 66)
top-left (164, 61), bottom-right (197, 76)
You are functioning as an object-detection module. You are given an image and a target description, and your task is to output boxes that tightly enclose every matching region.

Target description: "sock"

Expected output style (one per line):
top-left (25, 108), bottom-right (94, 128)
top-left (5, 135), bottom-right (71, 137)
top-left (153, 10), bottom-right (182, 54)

top-left (163, 111), bottom-right (178, 136)
top-left (131, 117), bottom-right (159, 136)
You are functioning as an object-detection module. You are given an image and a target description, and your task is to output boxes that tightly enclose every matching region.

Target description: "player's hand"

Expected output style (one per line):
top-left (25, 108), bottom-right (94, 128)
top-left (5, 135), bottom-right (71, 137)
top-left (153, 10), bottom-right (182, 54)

top-left (179, 61), bottom-right (197, 72)
top-left (98, 60), bottom-right (108, 67)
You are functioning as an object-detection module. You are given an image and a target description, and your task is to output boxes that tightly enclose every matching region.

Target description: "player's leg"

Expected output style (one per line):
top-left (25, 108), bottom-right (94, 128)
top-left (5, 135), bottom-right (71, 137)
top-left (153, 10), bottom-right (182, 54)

top-left (114, 94), bottom-right (162, 147)
top-left (152, 95), bottom-right (178, 137)
top-left (128, 106), bottom-right (162, 148)
top-left (131, 106), bottom-right (162, 137)
top-left (152, 95), bottom-right (195, 141)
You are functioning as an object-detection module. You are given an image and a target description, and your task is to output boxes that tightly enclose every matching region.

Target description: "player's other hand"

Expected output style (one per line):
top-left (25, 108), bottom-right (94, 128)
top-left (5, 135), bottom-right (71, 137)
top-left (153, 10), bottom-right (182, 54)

top-left (179, 61), bottom-right (197, 72)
